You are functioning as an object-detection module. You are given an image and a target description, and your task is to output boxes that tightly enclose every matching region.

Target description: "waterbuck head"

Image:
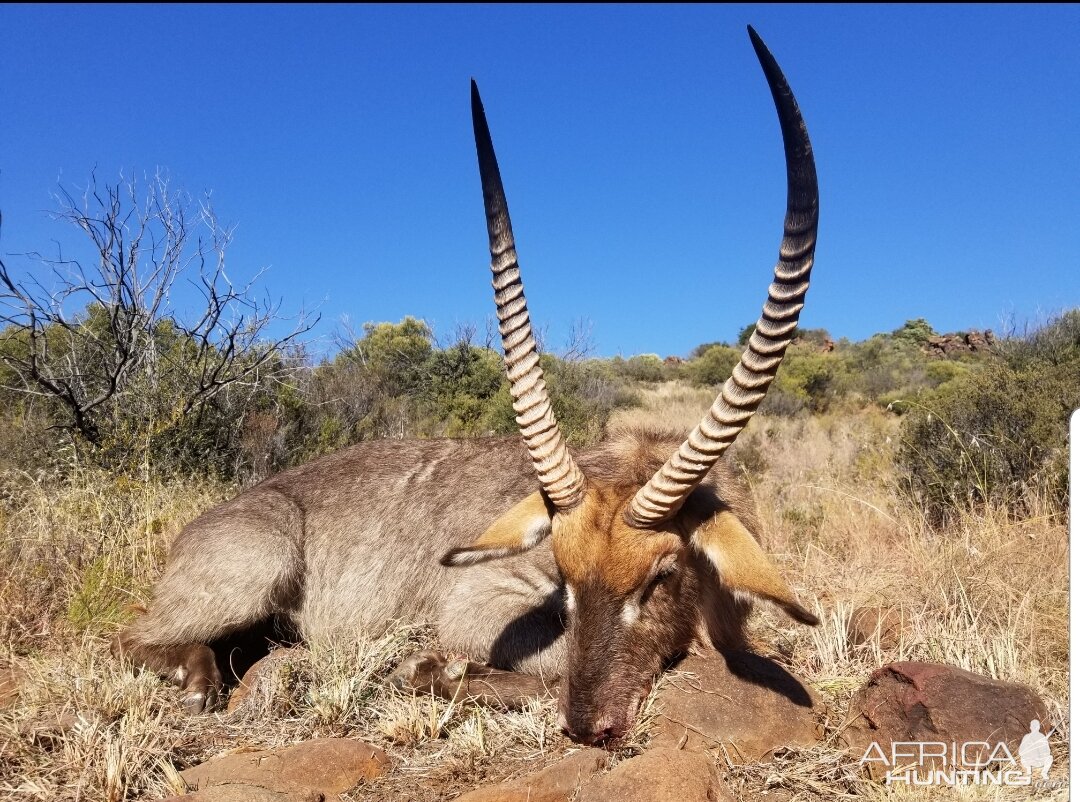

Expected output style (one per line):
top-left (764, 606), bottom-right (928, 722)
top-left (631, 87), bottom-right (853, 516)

top-left (442, 27), bottom-right (820, 746)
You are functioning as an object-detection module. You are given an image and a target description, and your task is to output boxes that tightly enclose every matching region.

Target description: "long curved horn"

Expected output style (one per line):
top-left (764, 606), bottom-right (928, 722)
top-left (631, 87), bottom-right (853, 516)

top-left (627, 27), bottom-right (819, 527)
top-left (471, 81), bottom-right (586, 510)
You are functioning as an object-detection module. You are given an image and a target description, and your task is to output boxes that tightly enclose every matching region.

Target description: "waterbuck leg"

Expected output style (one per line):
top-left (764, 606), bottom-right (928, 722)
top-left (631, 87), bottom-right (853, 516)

top-left (389, 650), bottom-right (552, 710)
top-left (112, 491), bottom-right (305, 713)
top-left (111, 636), bottom-right (223, 713)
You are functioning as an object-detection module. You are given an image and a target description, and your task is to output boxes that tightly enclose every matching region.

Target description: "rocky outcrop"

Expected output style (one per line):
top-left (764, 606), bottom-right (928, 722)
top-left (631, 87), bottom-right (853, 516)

top-left (924, 330), bottom-right (996, 357)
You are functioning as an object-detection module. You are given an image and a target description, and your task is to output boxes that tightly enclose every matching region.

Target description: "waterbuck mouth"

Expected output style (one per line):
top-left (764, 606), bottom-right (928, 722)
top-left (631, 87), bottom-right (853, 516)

top-left (558, 676), bottom-right (654, 746)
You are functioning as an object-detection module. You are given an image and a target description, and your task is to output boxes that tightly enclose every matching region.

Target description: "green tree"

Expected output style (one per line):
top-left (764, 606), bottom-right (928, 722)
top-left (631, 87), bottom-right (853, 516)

top-left (891, 318), bottom-right (936, 347)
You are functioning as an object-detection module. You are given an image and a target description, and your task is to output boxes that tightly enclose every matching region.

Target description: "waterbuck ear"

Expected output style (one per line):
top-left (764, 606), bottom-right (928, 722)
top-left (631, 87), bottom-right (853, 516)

top-left (692, 511), bottom-right (819, 625)
top-left (440, 491), bottom-right (555, 567)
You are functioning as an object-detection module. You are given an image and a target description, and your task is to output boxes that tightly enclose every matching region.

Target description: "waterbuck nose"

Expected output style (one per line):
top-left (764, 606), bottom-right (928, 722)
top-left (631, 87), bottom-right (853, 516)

top-left (560, 715), bottom-right (620, 746)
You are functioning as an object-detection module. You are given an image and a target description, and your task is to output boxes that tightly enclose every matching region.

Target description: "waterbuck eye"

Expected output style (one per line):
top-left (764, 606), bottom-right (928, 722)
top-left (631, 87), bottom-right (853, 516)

top-left (653, 554), bottom-right (679, 584)
top-left (640, 555), bottom-right (679, 604)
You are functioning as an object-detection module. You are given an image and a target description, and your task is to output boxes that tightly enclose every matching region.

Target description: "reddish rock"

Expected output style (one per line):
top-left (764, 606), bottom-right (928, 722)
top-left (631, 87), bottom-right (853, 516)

top-left (844, 662), bottom-right (1047, 779)
top-left (162, 788), bottom-right (319, 802)
top-left (454, 749), bottom-right (608, 801)
top-left (577, 747), bottom-right (732, 802)
top-left (180, 738), bottom-right (388, 797)
top-left (652, 651), bottom-right (822, 762)
top-left (924, 330), bottom-right (996, 358)
top-left (846, 606), bottom-right (906, 651)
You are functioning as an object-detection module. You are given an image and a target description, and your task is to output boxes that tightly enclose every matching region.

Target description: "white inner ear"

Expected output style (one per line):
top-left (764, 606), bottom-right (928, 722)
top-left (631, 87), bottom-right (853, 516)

top-left (697, 544), bottom-right (755, 607)
top-left (564, 585), bottom-right (577, 612)
top-left (695, 536), bottom-right (756, 604)
top-left (521, 515), bottom-right (552, 548)
top-left (691, 533), bottom-right (725, 576)
top-left (730, 588), bottom-right (755, 605)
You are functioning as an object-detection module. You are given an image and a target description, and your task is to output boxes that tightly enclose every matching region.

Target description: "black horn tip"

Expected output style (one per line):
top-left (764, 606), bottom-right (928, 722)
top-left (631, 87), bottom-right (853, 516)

top-left (746, 25), bottom-right (779, 74)
top-left (471, 81), bottom-right (492, 153)
top-left (471, 80), bottom-right (484, 115)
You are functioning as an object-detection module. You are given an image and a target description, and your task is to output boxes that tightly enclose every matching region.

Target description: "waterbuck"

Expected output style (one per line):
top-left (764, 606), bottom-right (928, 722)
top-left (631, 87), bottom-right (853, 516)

top-left (115, 26), bottom-right (819, 746)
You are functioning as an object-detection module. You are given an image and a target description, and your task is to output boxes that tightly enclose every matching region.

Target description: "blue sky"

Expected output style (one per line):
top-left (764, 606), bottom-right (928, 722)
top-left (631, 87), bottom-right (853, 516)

top-left (1, 4), bottom-right (1077, 358)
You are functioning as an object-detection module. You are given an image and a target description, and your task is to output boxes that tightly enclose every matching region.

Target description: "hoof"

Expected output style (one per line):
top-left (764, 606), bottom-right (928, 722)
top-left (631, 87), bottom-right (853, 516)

top-left (181, 686), bottom-right (219, 714)
top-left (388, 650), bottom-right (468, 700)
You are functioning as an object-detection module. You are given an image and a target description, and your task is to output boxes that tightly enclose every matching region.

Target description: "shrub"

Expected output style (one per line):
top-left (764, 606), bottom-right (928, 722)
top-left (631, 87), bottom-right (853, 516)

top-left (684, 344), bottom-right (741, 388)
top-left (542, 355), bottom-right (636, 445)
top-left (772, 349), bottom-right (845, 413)
top-left (897, 312), bottom-right (1079, 522)
top-left (0, 173), bottom-right (312, 480)
top-left (621, 354), bottom-right (666, 383)
top-left (890, 317), bottom-right (937, 347)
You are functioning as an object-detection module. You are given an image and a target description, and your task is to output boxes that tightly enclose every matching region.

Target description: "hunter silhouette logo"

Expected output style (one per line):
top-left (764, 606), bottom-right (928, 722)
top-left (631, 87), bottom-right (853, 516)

top-left (1018, 720), bottom-right (1053, 779)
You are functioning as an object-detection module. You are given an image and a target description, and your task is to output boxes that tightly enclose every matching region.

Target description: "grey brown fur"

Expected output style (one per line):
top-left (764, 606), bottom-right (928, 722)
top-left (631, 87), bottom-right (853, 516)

top-left (116, 427), bottom-right (752, 703)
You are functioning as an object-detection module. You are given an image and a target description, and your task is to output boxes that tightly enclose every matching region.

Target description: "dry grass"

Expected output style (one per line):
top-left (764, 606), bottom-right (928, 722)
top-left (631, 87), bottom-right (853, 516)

top-left (0, 382), bottom-right (1069, 800)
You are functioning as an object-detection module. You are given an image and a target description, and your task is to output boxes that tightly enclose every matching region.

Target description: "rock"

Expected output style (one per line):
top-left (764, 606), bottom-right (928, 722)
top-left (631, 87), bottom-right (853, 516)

top-left (924, 330), bottom-right (996, 358)
top-left (653, 651), bottom-right (822, 762)
top-left (844, 662), bottom-right (1048, 779)
top-left (846, 606), bottom-right (905, 651)
top-left (181, 738), bottom-right (389, 798)
top-left (454, 748), bottom-right (607, 801)
top-left (162, 788), bottom-right (319, 802)
top-left (226, 647), bottom-right (303, 714)
top-left (577, 747), bottom-right (732, 802)
top-left (0, 662), bottom-right (27, 709)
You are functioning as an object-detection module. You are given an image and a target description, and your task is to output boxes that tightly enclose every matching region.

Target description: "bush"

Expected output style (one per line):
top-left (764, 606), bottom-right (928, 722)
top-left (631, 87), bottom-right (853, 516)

top-left (622, 354), bottom-right (666, 383)
top-left (897, 312), bottom-right (1079, 522)
top-left (275, 320), bottom-right (635, 463)
top-left (684, 344), bottom-right (741, 388)
top-left (542, 355), bottom-right (636, 445)
top-left (891, 318), bottom-right (936, 347)
top-left (772, 348), bottom-right (846, 413)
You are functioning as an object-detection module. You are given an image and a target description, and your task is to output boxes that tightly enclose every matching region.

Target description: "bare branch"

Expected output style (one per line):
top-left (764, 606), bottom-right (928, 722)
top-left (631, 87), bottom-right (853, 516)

top-left (560, 317), bottom-right (596, 362)
top-left (0, 170), bottom-right (318, 454)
